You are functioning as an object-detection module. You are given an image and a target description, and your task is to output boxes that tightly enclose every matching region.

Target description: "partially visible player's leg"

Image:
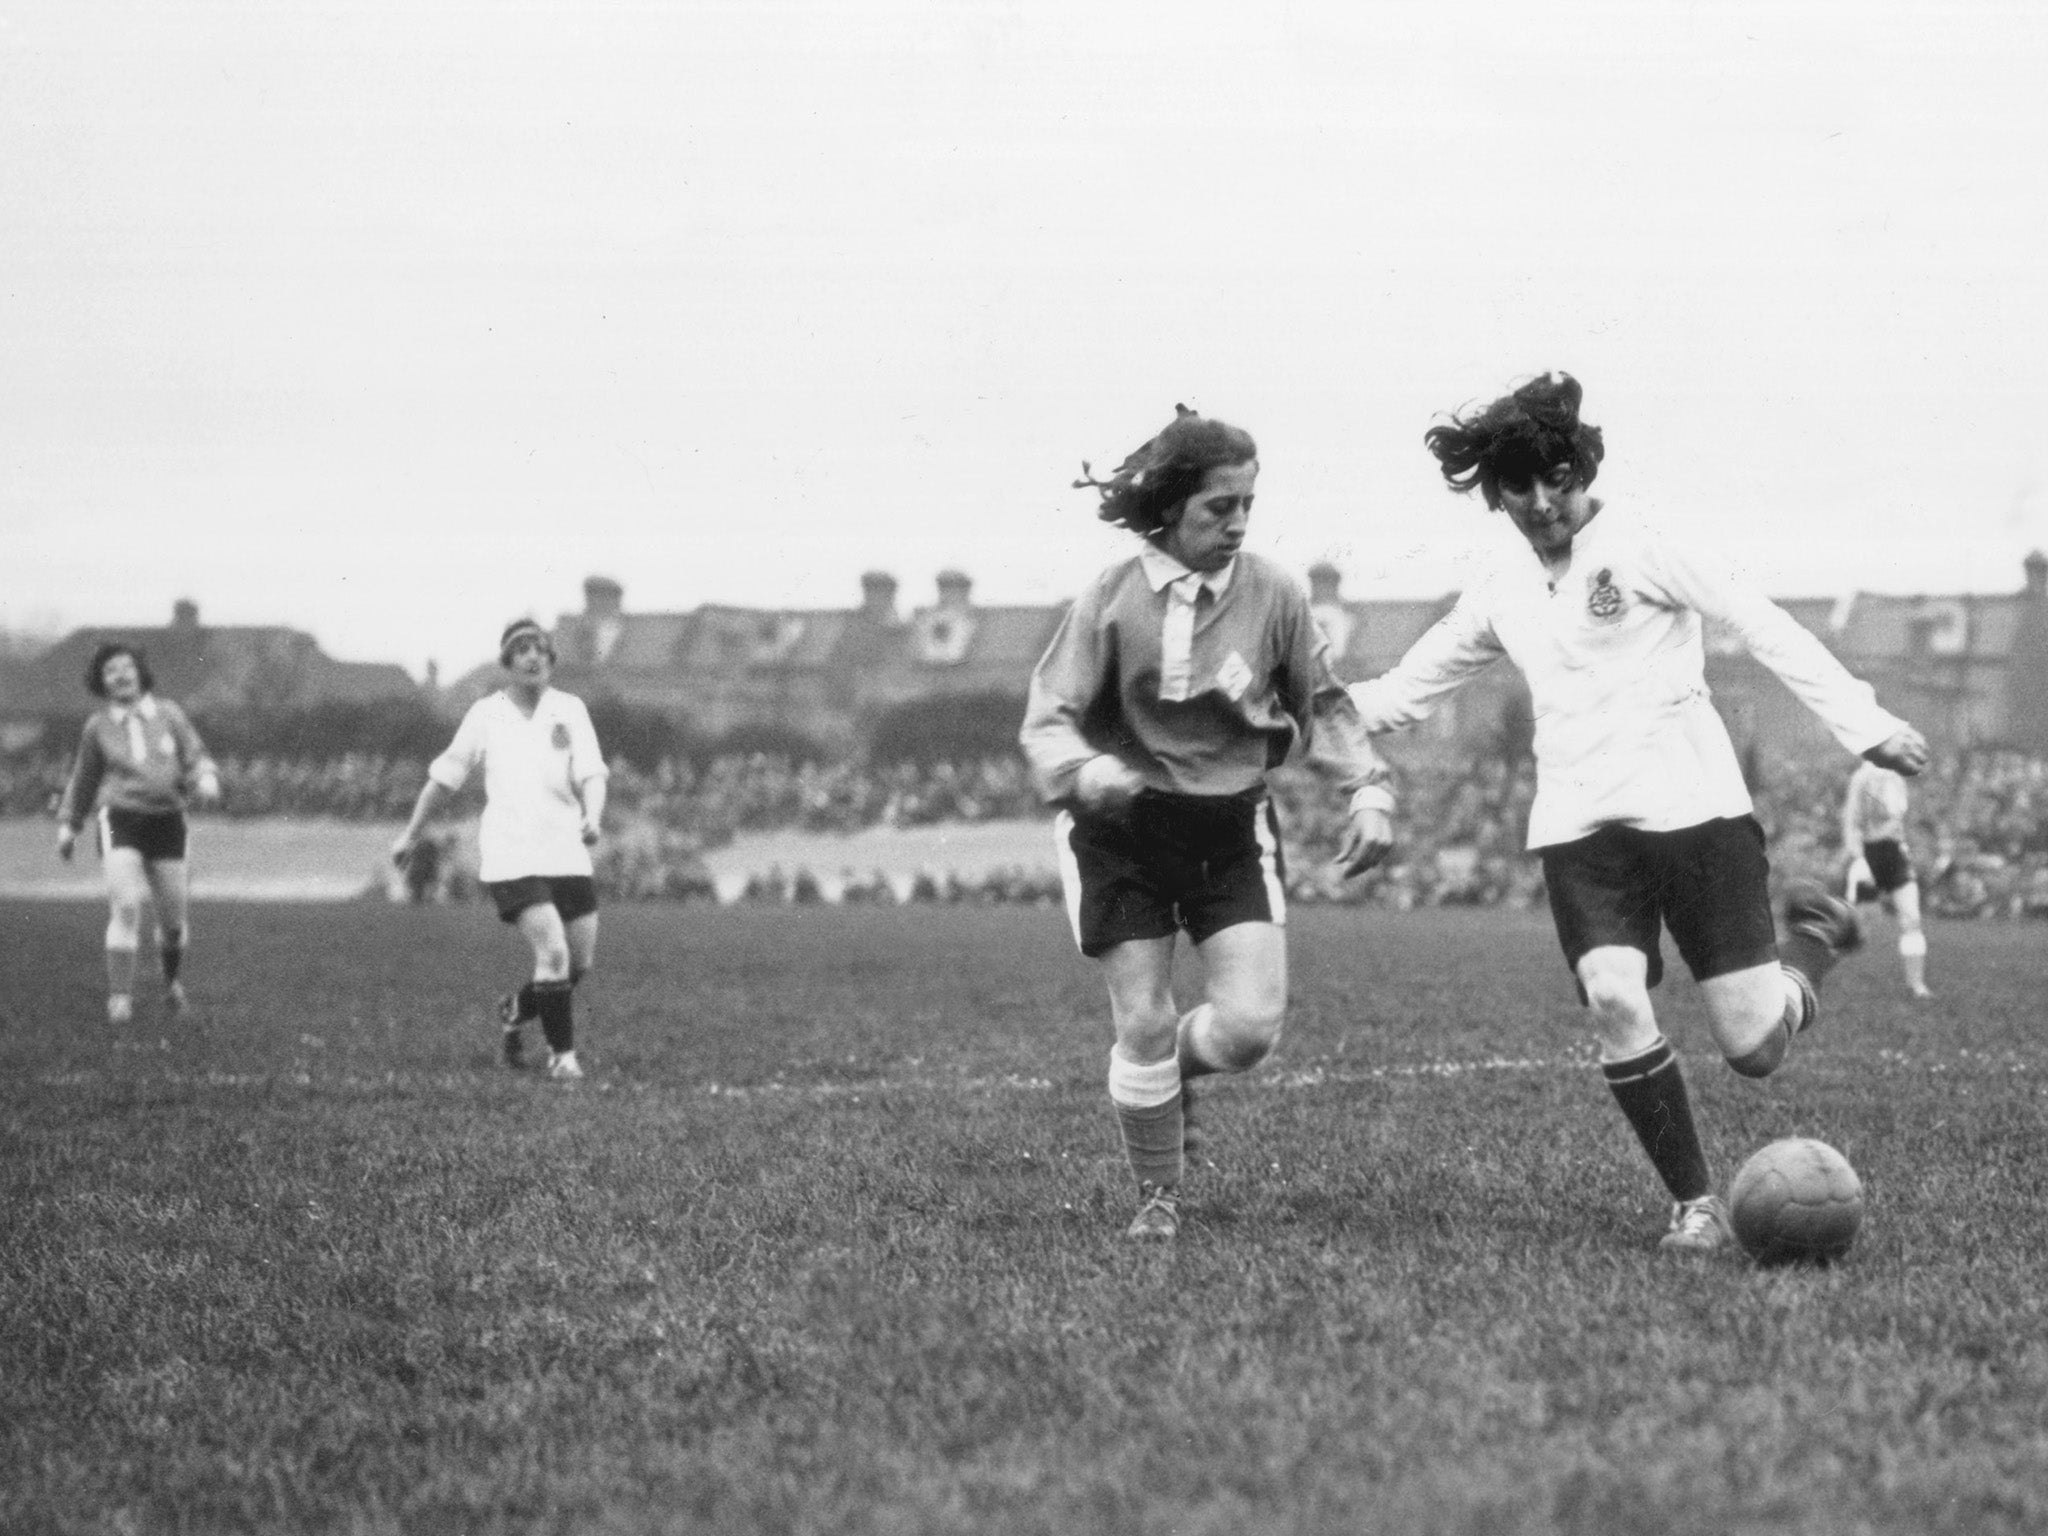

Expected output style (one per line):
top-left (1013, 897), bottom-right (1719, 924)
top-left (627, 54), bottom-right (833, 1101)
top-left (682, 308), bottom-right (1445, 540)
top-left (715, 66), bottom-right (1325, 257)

top-left (1056, 809), bottom-right (1190, 1236)
top-left (1577, 945), bottom-right (1717, 1217)
top-left (101, 846), bottom-right (150, 1024)
top-left (1658, 815), bottom-right (1845, 1079)
top-left (1174, 796), bottom-right (1290, 1166)
top-left (1888, 881), bottom-right (1932, 998)
top-left (143, 857), bottom-right (192, 1015)
top-left (1547, 830), bottom-right (1721, 1246)
top-left (1698, 962), bottom-right (1804, 1076)
top-left (511, 897), bottom-right (579, 1079)
top-left (1102, 936), bottom-right (1186, 1237)
top-left (1180, 921), bottom-right (1287, 1075)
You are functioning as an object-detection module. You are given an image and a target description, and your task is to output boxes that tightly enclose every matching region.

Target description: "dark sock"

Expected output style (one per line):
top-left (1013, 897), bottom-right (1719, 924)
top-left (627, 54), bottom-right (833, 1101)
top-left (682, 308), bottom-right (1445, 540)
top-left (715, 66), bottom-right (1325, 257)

top-left (1603, 1038), bottom-right (1712, 1202)
top-left (533, 980), bottom-right (574, 1053)
top-left (1114, 1098), bottom-right (1184, 1192)
top-left (511, 983), bottom-right (539, 1024)
top-left (160, 928), bottom-right (185, 985)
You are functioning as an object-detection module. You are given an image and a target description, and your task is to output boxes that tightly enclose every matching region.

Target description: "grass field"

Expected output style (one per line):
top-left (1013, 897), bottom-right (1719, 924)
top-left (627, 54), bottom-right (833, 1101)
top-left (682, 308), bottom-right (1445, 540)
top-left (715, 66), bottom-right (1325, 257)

top-left (4, 901), bottom-right (2046, 1535)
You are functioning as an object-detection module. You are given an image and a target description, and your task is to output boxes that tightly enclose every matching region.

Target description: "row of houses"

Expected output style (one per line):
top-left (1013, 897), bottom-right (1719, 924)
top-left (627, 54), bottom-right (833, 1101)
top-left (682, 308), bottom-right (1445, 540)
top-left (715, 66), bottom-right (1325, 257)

top-left (7, 554), bottom-right (2047, 759)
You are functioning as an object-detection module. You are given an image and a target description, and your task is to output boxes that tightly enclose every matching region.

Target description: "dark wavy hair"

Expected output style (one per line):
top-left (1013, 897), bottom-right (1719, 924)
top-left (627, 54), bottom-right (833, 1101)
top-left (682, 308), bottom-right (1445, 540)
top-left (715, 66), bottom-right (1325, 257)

top-left (85, 642), bottom-right (153, 698)
top-left (1076, 405), bottom-right (1258, 538)
top-left (1423, 372), bottom-right (1605, 510)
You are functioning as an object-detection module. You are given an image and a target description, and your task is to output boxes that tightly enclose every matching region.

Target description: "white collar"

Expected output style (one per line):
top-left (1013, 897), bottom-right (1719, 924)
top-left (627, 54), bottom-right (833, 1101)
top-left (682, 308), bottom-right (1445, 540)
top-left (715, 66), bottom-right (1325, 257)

top-left (499, 685), bottom-right (554, 714)
top-left (109, 695), bottom-right (158, 723)
top-left (1138, 542), bottom-right (1237, 596)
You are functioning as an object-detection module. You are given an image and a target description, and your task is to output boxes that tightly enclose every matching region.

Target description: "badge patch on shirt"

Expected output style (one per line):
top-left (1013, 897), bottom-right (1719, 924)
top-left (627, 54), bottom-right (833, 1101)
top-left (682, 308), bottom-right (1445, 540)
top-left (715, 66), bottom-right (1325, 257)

top-left (1215, 650), bottom-right (1255, 700)
top-left (550, 722), bottom-right (572, 750)
top-left (1585, 568), bottom-right (1625, 624)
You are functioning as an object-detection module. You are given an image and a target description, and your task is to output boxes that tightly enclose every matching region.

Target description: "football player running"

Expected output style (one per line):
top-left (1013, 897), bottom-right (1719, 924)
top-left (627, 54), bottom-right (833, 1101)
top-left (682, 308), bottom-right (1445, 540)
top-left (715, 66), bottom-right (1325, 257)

top-left (1021, 406), bottom-right (1396, 1241)
top-left (1351, 373), bottom-right (1929, 1253)
top-left (55, 643), bottom-right (223, 1024)
top-left (393, 619), bottom-right (609, 1080)
top-left (1841, 759), bottom-right (1933, 998)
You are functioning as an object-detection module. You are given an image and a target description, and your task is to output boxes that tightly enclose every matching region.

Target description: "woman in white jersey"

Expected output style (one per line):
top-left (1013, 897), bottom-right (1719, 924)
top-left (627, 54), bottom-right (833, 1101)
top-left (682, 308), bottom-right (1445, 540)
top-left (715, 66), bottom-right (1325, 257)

top-left (55, 643), bottom-right (222, 1024)
top-left (1352, 374), bottom-right (1929, 1253)
top-left (1021, 406), bottom-right (1396, 1241)
top-left (393, 619), bottom-right (609, 1080)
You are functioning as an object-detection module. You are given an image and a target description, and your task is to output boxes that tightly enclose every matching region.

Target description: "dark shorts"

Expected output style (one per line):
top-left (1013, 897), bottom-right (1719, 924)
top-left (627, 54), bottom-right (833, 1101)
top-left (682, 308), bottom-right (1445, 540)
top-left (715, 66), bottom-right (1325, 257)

top-left (1540, 815), bottom-right (1778, 990)
top-left (484, 875), bottom-right (599, 926)
top-left (1056, 789), bottom-right (1285, 959)
top-left (1861, 839), bottom-right (1915, 896)
top-left (100, 806), bottom-right (188, 863)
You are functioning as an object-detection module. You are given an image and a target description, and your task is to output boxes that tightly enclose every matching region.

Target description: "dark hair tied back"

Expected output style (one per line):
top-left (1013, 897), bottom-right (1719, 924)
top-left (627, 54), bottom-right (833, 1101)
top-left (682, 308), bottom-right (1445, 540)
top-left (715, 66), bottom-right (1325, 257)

top-left (1076, 404), bottom-right (1257, 538)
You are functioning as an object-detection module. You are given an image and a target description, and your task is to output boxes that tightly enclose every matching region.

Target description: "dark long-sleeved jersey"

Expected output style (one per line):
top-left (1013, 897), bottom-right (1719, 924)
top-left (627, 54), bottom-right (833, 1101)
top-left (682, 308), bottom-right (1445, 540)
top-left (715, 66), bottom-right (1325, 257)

top-left (57, 695), bottom-right (218, 830)
top-left (1021, 545), bottom-right (1393, 811)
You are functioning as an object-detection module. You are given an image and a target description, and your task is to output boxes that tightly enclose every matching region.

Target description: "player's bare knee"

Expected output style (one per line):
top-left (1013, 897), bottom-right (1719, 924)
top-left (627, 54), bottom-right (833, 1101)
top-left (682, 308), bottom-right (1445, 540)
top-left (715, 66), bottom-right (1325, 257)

top-left (1726, 1028), bottom-right (1786, 1079)
top-left (1113, 1006), bottom-right (1180, 1063)
top-left (1208, 1002), bottom-right (1284, 1071)
top-left (1579, 968), bottom-right (1645, 1024)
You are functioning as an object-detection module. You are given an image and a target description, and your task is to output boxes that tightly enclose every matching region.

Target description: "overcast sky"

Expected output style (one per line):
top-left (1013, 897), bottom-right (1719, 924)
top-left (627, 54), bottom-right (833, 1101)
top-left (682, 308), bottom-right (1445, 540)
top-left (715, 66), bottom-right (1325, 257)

top-left (5, 0), bottom-right (2045, 680)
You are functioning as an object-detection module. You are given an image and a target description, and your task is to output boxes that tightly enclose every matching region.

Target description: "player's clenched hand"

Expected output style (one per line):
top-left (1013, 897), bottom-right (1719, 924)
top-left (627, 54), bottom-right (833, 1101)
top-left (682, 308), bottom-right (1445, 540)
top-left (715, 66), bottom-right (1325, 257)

top-left (1334, 805), bottom-right (1394, 878)
top-left (1865, 726), bottom-right (1930, 777)
top-left (55, 826), bottom-right (76, 863)
top-left (581, 818), bottom-right (601, 847)
top-left (1074, 754), bottom-right (1145, 813)
top-left (389, 832), bottom-right (418, 868)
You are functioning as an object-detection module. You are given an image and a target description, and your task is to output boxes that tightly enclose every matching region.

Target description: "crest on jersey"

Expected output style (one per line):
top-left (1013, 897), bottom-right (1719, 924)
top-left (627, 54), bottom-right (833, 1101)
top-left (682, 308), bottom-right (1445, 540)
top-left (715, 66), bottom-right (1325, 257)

top-left (1586, 567), bottom-right (1624, 624)
top-left (550, 722), bottom-right (572, 750)
top-left (1215, 651), bottom-right (1255, 701)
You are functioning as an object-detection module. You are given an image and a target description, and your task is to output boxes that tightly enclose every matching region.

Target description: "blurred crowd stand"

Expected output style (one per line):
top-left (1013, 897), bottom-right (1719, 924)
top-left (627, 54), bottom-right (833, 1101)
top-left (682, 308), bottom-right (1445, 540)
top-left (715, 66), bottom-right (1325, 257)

top-left (6, 741), bottom-right (2044, 916)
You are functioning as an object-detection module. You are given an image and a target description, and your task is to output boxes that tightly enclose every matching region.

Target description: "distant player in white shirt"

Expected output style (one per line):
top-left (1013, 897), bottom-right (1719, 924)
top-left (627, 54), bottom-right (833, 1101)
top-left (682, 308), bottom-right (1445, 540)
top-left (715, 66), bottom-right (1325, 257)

top-left (393, 619), bottom-right (610, 1080)
top-left (1352, 373), bottom-right (1930, 1253)
top-left (1842, 760), bottom-right (1932, 998)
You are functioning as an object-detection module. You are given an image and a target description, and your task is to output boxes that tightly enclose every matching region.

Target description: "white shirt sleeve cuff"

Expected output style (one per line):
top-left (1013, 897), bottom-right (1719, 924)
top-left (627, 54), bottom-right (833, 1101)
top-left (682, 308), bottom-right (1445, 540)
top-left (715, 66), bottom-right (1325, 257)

top-left (1349, 785), bottom-right (1395, 816)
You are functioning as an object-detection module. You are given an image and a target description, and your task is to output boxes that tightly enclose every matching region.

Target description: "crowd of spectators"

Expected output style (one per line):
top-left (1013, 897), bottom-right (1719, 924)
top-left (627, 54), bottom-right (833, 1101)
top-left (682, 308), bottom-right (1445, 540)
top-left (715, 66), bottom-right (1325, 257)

top-left (7, 737), bottom-right (2045, 917)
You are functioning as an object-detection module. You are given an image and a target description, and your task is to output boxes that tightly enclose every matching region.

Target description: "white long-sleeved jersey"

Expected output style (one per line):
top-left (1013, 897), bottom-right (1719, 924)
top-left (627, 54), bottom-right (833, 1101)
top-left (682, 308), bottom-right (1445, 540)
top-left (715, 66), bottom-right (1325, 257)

top-left (428, 688), bottom-right (609, 883)
top-left (1350, 503), bottom-right (1906, 849)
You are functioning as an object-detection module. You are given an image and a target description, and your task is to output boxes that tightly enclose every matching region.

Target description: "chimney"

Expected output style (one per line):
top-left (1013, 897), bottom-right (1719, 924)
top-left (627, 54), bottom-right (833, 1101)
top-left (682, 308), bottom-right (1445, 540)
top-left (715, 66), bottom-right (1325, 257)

top-left (935, 569), bottom-right (972, 609)
top-left (860, 571), bottom-right (899, 624)
top-left (2026, 550), bottom-right (2047, 600)
top-left (171, 598), bottom-right (200, 629)
top-left (1307, 562), bottom-right (1342, 606)
top-left (584, 576), bottom-right (624, 617)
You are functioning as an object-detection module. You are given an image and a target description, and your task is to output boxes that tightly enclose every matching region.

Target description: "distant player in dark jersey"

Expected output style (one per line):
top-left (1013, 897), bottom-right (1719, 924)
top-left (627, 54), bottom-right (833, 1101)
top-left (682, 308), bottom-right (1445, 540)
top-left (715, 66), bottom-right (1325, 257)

top-left (1842, 760), bottom-right (1933, 998)
top-left (1021, 406), bottom-right (1396, 1240)
top-left (55, 643), bottom-right (222, 1024)
top-left (1353, 374), bottom-right (1929, 1253)
top-left (393, 620), bottom-right (610, 1081)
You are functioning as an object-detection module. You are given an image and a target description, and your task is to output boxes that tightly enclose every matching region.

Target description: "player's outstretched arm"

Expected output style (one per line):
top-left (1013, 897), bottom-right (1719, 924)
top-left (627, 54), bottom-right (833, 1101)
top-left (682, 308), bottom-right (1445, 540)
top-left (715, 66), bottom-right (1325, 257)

top-left (1864, 726), bottom-right (1930, 777)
